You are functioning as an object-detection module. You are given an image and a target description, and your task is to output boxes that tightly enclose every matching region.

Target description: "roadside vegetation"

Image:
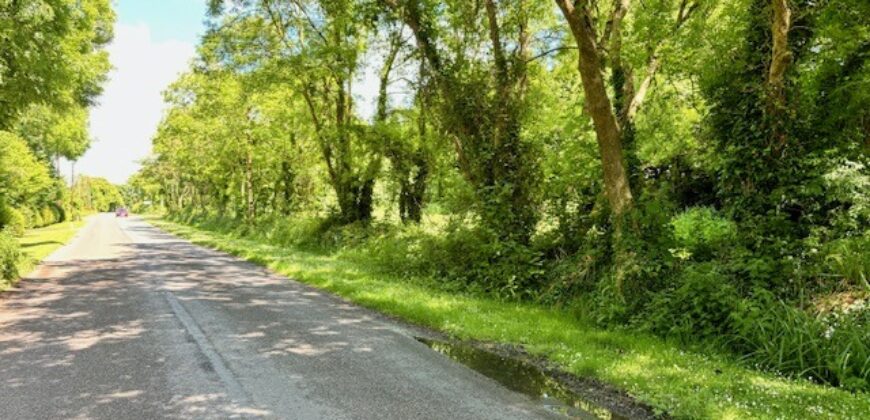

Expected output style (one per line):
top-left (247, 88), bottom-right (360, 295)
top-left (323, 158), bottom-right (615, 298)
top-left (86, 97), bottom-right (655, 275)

top-left (0, 0), bottom-right (826, 416)
top-left (0, 219), bottom-right (86, 290)
top-left (127, 0), bottom-right (869, 407)
top-left (0, 1), bottom-right (117, 283)
top-left (2, 0), bottom-right (859, 415)
top-left (154, 215), bottom-right (869, 419)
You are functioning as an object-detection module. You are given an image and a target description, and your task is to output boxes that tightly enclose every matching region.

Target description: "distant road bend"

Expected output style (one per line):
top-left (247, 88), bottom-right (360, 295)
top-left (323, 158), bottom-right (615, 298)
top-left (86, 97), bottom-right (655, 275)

top-left (0, 214), bottom-right (561, 419)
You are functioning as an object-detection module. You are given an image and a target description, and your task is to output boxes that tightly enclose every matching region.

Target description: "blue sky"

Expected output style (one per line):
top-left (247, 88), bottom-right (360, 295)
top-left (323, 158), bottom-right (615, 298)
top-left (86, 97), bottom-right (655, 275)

top-left (116, 0), bottom-right (206, 43)
top-left (67, 0), bottom-right (207, 184)
top-left (70, 0), bottom-right (388, 184)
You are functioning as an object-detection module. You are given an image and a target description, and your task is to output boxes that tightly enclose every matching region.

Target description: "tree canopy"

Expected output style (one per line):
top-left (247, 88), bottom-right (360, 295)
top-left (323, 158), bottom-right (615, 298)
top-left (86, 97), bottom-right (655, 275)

top-left (1, 0), bottom-right (115, 234)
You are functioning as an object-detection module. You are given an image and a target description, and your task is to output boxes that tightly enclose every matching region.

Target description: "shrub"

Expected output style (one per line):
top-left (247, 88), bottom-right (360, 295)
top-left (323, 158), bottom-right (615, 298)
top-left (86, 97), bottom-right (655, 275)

top-left (29, 208), bottom-right (44, 229)
top-left (0, 229), bottom-right (20, 281)
top-left (538, 244), bottom-right (608, 304)
top-left (670, 207), bottom-right (737, 260)
top-left (352, 223), bottom-right (546, 299)
top-left (39, 205), bottom-right (60, 227)
top-left (398, 227), bottom-right (544, 298)
top-left (42, 203), bottom-right (63, 226)
top-left (18, 207), bottom-right (35, 229)
top-left (270, 216), bottom-right (324, 247)
top-left (642, 262), bottom-right (740, 342)
top-left (1, 207), bottom-right (26, 237)
top-left (352, 225), bottom-right (425, 276)
top-left (823, 160), bottom-right (869, 235)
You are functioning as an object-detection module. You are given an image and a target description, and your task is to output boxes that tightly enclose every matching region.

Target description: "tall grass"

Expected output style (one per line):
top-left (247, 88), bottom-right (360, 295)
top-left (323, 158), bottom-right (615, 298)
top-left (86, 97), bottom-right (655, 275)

top-left (732, 293), bottom-right (870, 391)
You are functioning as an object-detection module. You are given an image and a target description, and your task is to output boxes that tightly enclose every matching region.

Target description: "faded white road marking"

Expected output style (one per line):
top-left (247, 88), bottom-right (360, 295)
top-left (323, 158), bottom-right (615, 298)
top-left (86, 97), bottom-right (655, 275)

top-left (163, 291), bottom-right (255, 411)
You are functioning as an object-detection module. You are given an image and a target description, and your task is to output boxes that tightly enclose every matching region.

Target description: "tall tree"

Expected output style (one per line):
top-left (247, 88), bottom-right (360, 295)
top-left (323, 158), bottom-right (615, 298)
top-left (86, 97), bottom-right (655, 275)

top-left (0, 0), bottom-right (114, 128)
top-left (555, 0), bottom-right (634, 220)
top-left (207, 0), bottom-right (381, 223)
top-left (554, 0), bottom-right (704, 217)
top-left (767, 0), bottom-right (792, 154)
top-left (373, 27), bottom-right (431, 224)
top-left (384, 0), bottom-right (541, 241)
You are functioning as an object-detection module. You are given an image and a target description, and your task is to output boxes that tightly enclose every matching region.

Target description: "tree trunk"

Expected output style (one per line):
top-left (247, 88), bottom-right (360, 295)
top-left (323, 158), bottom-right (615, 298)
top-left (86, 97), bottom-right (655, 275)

top-left (767, 0), bottom-right (792, 154)
top-left (607, 0), bottom-right (642, 192)
top-left (244, 148), bottom-right (255, 221)
top-left (555, 0), bottom-right (633, 218)
top-left (400, 76), bottom-right (431, 225)
top-left (398, 153), bottom-right (428, 224)
top-left (280, 160), bottom-right (295, 215)
top-left (555, 0), bottom-right (639, 297)
top-left (377, 29), bottom-right (431, 225)
top-left (386, 0), bottom-right (538, 241)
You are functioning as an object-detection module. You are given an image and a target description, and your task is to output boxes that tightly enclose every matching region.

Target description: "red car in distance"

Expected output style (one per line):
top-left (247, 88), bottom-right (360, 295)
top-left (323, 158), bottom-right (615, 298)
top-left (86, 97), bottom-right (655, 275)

top-left (115, 207), bottom-right (129, 217)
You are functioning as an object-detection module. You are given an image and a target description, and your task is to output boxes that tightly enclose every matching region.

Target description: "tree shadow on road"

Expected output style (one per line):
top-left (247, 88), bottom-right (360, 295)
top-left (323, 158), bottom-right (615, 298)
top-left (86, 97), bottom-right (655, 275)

top-left (0, 224), bottom-right (552, 419)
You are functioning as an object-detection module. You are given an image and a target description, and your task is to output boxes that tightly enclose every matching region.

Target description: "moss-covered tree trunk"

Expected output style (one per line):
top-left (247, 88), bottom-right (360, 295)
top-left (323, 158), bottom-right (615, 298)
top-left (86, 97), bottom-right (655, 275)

top-left (767, 0), bottom-right (792, 155)
top-left (555, 0), bottom-right (634, 221)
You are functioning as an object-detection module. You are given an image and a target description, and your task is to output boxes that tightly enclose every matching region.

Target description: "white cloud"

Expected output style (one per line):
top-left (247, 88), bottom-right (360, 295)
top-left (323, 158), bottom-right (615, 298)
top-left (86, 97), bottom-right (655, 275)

top-left (67, 22), bottom-right (195, 184)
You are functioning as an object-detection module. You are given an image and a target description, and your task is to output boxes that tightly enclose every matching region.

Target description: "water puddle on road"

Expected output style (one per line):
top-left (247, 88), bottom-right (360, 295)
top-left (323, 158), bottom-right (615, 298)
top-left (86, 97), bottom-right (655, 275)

top-left (416, 337), bottom-right (626, 420)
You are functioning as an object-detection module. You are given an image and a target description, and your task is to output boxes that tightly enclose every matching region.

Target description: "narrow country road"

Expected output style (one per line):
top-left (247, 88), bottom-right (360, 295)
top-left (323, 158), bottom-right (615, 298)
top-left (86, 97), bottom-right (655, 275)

top-left (0, 214), bottom-right (562, 419)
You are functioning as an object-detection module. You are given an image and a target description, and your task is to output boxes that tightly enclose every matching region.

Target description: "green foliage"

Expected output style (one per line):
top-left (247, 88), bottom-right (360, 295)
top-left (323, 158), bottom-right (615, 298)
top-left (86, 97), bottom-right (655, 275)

top-left (411, 230), bottom-right (545, 299)
top-left (643, 263), bottom-right (740, 342)
top-left (0, 131), bottom-right (66, 230)
top-left (0, 132), bottom-right (52, 207)
top-left (72, 176), bottom-right (123, 212)
top-left (149, 71), bottom-right (325, 219)
top-left (129, 0), bottom-right (870, 398)
top-left (1, 0), bottom-right (112, 235)
top-left (732, 291), bottom-right (870, 392)
top-left (822, 160), bottom-right (870, 235)
top-left (0, 0), bottom-right (114, 128)
top-left (14, 104), bottom-right (91, 161)
top-left (0, 229), bottom-right (20, 281)
top-left (821, 234), bottom-right (870, 291)
top-left (349, 224), bottom-right (548, 300)
top-left (670, 207), bottom-right (737, 260)
top-left (0, 207), bottom-right (26, 237)
top-left (40, 205), bottom-right (62, 227)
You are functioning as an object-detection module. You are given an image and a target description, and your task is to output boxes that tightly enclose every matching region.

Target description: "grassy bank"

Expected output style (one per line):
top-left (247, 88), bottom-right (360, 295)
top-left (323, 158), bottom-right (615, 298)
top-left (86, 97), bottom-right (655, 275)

top-left (151, 216), bottom-right (869, 419)
top-left (16, 220), bottom-right (84, 276)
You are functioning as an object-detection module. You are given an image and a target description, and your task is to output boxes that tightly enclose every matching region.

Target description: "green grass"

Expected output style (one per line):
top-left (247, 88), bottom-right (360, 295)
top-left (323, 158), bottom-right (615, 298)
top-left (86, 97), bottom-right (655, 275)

top-left (15, 219), bottom-right (85, 277)
top-left (151, 216), bottom-right (870, 419)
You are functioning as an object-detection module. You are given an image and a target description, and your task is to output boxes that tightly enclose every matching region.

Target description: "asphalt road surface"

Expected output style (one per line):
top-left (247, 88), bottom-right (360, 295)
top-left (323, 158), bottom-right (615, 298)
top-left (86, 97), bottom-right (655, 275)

top-left (0, 214), bottom-right (562, 419)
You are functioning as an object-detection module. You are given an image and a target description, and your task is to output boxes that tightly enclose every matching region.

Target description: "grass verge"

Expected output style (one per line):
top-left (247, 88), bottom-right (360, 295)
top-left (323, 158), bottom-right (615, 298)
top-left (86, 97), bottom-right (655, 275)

top-left (15, 220), bottom-right (85, 277)
top-left (151, 216), bottom-right (869, 419)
